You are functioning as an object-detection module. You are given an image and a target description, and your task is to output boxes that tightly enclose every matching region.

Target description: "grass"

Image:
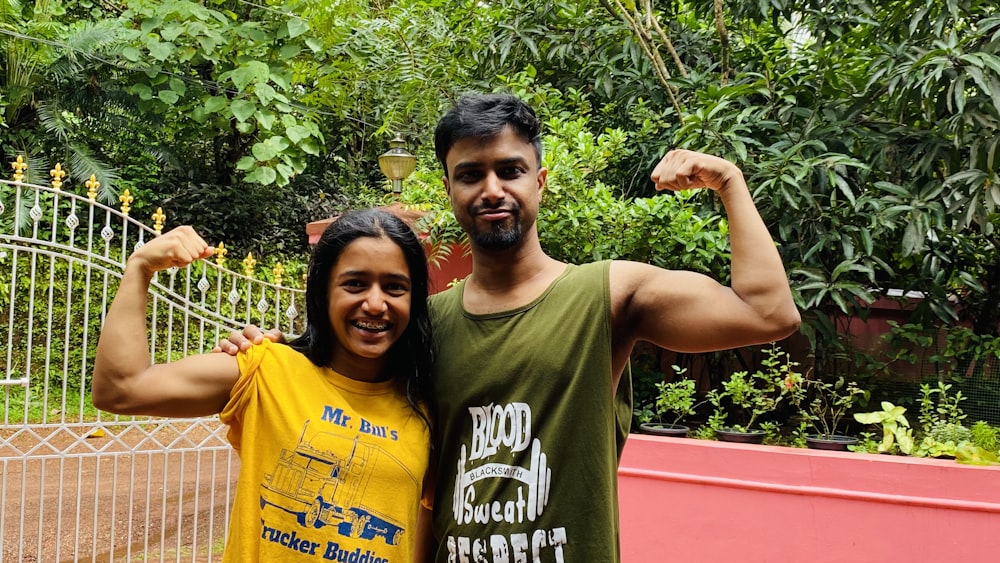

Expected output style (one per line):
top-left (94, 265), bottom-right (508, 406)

top-left (3, 385), bottom-right (101, 424)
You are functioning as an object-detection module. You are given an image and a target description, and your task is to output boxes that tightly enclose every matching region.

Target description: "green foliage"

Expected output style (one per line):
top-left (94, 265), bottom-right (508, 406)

top-left (629, 351), bottom-right (668, 428)
top-left (854, 402), bottom-right (915, 454)
top-left (917, 381), bottom-right (967, 432)
top-left (644, 365), bottom-right (709, 427)
top-left (5, 0), bottom-right (1000, 370)
top-left (706, 344), bottom-right (804, 432)
top-left (849, 431), bottom-right (881, 454)
top-left (118, 0), bottom-right (324, 187)
top-left (0, 251), bottom-right (107, 394)
top-left (0, 5), bottom-right (128, 193)
top-left (970, 421), bottom-right (1000, 453)
top-left (882, 323), bottom-right (1000, 424)
top-left (799, 375), bottom-right (870, 439)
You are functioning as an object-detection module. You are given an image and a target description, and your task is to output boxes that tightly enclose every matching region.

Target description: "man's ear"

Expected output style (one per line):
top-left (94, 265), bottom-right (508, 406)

top-left (537, 167), bottom-right (548, 195)
top-left (442, 175), bottom-right (451, 196)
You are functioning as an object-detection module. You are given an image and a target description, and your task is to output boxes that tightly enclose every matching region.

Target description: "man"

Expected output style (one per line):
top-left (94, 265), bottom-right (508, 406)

top-left (223, 93), bottom-right (800, 562)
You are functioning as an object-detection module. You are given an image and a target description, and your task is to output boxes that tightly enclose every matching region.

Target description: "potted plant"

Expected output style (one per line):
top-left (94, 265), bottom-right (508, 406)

top-left (702, 344), bottom-right (804, 444)
top-left (797, 375), bottom-right (869, 450)
top-left (853, 401), bottom-right (915, 454)
top-left (639, 366), bottom-right (705, 437)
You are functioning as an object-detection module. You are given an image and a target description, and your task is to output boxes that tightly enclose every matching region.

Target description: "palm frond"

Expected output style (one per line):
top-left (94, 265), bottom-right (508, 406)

top-left (35, 101), bottom-right (72, 142)
top-left (65, 143), bottom-right (120, 203)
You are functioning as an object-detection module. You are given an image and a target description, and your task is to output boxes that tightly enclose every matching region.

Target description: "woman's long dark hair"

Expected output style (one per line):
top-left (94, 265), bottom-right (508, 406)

top-left (289, 208), bottom-right (434, 428)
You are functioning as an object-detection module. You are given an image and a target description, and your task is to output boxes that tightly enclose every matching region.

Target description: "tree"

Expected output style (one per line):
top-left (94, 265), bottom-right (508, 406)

top-left (117, 0), bottom-right (324, 188)
top-left (0, 0), bottom-right (127, 194)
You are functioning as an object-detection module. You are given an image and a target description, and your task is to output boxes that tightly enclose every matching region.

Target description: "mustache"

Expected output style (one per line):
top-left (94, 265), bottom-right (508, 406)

top-left (471, 202), bottom-right (519, 214)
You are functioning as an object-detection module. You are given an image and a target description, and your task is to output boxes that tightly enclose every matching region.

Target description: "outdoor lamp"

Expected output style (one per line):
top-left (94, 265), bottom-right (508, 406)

top-left (378, 134), bottom-right (416, 198)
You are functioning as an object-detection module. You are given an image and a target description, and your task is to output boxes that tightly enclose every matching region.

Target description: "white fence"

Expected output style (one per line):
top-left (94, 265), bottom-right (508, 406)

top-left (0, 163), bottom-right (305, 562)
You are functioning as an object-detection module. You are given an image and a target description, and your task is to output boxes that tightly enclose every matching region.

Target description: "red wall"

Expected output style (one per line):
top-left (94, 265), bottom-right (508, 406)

top-left (305, 205), bottom-right (472, 295)
top-left (618, 434), bottom-right (1000, 562)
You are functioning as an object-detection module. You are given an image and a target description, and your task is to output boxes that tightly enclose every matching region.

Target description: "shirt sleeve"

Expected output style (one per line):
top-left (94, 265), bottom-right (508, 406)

top-left (218, 339), bottom-right (271, 450)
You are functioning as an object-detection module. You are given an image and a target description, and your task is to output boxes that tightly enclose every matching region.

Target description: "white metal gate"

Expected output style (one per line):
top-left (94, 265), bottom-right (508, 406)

top-left (0, 161), bottom-right (305, 562)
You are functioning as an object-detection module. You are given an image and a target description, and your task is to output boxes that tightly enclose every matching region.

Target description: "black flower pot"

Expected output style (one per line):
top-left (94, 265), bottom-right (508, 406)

top-left (805, 434), bottom-right (859, 451)
top-left (640, 422), bottom-right (690, 438)
top-left (715, 428), bottom-right (766, 444)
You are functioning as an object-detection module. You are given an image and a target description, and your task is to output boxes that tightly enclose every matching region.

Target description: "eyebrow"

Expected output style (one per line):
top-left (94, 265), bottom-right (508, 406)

top-left (337, 270), bottom-right (411, 282)
top-left (453, 156), bottom-right (529, 172)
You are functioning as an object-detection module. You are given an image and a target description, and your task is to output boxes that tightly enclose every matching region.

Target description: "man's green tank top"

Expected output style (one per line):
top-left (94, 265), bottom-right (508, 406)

top-left (429, 261), bottom-right (632, 563)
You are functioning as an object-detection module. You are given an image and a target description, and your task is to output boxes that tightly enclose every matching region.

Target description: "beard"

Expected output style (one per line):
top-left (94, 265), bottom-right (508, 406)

top-left (467, 206), bottom-right (524, 250)
top-left (472, 222), bottom-right (523, 250)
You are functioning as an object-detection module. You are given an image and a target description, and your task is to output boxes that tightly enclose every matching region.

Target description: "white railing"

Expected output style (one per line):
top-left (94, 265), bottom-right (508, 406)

top-left (0, 165), bottom-right (305, 562)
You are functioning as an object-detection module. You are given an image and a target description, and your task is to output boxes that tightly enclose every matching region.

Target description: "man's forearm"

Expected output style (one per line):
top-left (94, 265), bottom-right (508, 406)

top-left (717, 175), bottom-right (800, 330)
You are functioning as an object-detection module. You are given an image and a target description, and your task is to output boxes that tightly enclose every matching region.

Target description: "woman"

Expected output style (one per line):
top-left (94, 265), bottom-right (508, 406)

top-left (92, 209), bottom-right (434, 562)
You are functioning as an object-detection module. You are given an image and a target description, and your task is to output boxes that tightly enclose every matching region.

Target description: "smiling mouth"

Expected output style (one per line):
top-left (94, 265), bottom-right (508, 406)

top-left (353, 319), bottom-right (390, 333)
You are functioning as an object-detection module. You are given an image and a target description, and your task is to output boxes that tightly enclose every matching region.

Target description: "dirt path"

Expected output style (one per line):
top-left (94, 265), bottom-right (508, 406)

top-left (1, 422), bottom-right (239, 563)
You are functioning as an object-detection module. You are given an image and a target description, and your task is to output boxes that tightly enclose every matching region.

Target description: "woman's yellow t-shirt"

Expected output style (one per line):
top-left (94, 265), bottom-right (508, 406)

top-left (219, 340), bottom-right (430, 562)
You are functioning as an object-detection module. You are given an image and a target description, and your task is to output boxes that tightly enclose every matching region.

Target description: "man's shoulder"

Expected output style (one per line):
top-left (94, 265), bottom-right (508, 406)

top-left (429, 282), bottom-right (463, 311)
top-left (563, 259), bottom-right (611, 282)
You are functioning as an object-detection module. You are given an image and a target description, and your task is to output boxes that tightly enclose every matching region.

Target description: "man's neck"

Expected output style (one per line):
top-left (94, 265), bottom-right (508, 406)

top-left (463, 239), bottom-right (565, 314)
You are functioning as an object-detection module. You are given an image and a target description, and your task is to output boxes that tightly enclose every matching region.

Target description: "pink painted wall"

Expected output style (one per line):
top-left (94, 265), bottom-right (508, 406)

top-left (618, 434), bottom-right (1000, 562)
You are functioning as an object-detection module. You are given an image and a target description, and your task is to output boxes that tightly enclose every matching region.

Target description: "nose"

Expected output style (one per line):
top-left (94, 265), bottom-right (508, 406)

top-left (481, 172), bottom-right (504, 202)
top-left (362, 288), bottom-right (388, 314)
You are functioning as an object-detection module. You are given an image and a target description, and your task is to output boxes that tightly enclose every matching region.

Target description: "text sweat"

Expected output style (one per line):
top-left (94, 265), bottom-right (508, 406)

top-left (447, 403), bottom-right (567, 562)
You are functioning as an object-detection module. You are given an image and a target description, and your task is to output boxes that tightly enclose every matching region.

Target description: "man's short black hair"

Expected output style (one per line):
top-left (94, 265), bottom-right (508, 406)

top-left (434, 93), bottom-right (543, 176)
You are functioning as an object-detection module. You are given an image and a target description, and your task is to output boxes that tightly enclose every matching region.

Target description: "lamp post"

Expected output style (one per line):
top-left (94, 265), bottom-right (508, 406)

top-left (378, 133), bottom-right (416, 199)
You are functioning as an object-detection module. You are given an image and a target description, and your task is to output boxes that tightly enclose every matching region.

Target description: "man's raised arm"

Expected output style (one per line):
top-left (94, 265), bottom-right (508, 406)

top-left (611, 149), bottom-right (800, 354)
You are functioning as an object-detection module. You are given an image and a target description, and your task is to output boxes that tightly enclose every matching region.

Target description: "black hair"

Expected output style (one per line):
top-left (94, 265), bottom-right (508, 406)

top-left (288, 208), bottom-right (434, 427)
top-left (434, 92), bottom-right (543, 176)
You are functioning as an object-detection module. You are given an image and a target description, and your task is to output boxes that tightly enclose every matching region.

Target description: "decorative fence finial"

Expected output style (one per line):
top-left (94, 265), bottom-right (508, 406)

top-left (85, 175), bottom-right (100, 201)
top-left (215, 242), bottom-right (228, 267)
top-left (152, 207), bottom-right (167, 234)
top-left (119, 189), bottom-right (134, 215)
top-left (273, 262), bottom-right (284, 285)
top-left (243, 252), bottom-right (257, 277)
top-left (50, 164), bottom-right (66, 190)
top-left (11, 155), bottom-right (27, 183)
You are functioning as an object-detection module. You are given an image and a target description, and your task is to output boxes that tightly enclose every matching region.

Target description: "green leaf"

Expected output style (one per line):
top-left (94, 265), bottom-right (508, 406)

top-left (276, 163), bottom-right (294, 182)
top-left (140, 17), bottom-right (163, 34)
top-left (122, 46), bottom-right (142, 62)
top-left (255, 110), bottom-right (276, 130)
top-left (168, 77), bottom-right (186, 97)
top-left (251, 136), bottom-right (291, 161)
top-left (161, 24), bottom-right (184, 42)
top-left (300, 139), bottom-right (321, 156)
top-left (305, 38), bottom-right (323, 52)
top-left (254, 83), bottom-right (276, 105)
top-left (236, 156), bottom-right (256, 171)
top-left (230, 67), bottom-right (255, 91)
top-left (854, 412), bottom-right (882, 424)
top-left (147, 41), bottom-right (174, 61)
top-left (229, 62), bottom-right (269, 92)
top-left (287, 18), bottom-right (309, 39)
top-left (231, 99), bottom-right (256, 122)
top-left (158, 90), bottom-right (179, 105)
top-left (285, 125), bottom-right (310, 144)
top-left (279, 43), bottom-right (302, 60)
top-left (902, 221), bottom-right (921, 255)
top-left (132, 83), bottom-right (153, 101)
top-left (246, 165), bottom-right (277, 185)
top-left (203, 96), bottom-right (227, 113)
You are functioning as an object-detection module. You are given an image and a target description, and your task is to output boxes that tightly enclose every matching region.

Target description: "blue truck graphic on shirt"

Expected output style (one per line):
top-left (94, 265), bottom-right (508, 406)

top-left (260, 422), bottom-right (406, 546)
